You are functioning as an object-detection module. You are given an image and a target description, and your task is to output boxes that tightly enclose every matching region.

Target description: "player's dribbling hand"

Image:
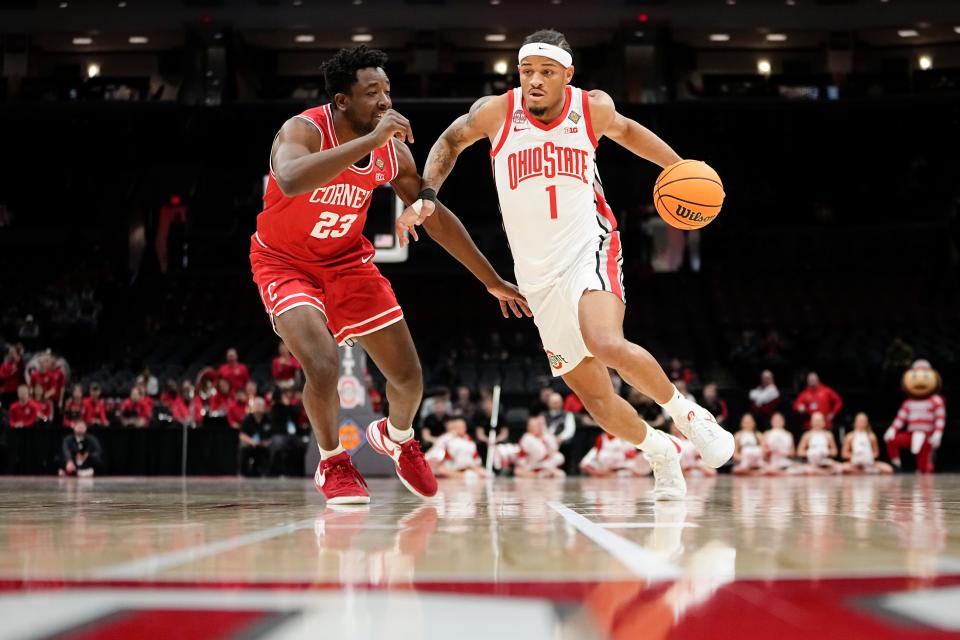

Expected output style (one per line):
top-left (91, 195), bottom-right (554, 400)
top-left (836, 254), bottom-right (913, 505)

top-left (396, 199), bottom-right (435, 247)
top-left (487, 279), bottom-right (533, 319)
top-left (371, 109), bottom-right (414, 147)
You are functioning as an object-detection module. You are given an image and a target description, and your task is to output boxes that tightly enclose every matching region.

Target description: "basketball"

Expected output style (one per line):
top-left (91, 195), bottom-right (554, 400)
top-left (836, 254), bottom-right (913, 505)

top-left (654, 159), bottom-right (725, 230)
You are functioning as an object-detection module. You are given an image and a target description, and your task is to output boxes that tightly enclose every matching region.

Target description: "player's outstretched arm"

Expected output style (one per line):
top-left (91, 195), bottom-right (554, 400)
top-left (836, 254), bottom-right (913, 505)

top-left (587, 90), bottom-right (681, 168)
top-left (390, 141), bottom-right (531, 319)
top-left (272, 110), bottom-right (413, 197)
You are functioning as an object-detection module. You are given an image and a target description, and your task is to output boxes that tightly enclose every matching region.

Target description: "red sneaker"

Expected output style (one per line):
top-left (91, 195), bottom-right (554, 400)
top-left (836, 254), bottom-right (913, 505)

top-left (314, 451), bottom-right (370, 505)
top-left (366, 418), bottom-right (438, 498)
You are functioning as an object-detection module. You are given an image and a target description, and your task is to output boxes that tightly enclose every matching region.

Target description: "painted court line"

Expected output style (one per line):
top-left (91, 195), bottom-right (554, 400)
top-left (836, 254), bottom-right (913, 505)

top-left (94, 518), bottom-right (316, 579)
top-left (548, 502), bottom-right (678, 581)
top-left (597, 522), bottom-right (698, 529)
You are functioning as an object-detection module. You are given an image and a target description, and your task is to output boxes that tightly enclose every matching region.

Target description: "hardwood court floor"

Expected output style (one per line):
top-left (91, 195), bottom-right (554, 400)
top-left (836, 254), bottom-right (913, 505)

top-left (1, 474), bottom-right (958, 639)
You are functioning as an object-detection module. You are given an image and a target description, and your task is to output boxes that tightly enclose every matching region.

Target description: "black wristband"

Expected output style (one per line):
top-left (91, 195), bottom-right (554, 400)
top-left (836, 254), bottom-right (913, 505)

top-left (417, 188), bottom-right (437, 202)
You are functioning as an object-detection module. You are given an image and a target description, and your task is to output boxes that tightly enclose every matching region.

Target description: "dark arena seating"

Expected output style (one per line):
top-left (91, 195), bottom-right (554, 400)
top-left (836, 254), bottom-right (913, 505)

top-left (3, 3), bottom-right (960, 638)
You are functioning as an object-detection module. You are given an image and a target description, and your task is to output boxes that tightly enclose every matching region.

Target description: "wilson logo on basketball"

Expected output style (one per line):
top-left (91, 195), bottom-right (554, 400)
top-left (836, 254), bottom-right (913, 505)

top-left (674, 204), bottom-right (716, 224)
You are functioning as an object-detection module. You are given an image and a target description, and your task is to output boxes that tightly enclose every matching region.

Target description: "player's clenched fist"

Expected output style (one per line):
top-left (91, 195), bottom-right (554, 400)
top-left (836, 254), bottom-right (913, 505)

top-left (371, 109), bottom-right (413, 146)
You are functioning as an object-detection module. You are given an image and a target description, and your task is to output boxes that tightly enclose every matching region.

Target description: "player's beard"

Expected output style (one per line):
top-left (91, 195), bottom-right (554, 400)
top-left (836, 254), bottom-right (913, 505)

top-left (527, 105), bottom-right (548, 116)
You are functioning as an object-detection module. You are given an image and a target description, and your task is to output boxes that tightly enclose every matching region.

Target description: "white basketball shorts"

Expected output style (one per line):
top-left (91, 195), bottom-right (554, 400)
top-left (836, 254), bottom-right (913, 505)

top-left (522, 233), bottom-right (624, 377)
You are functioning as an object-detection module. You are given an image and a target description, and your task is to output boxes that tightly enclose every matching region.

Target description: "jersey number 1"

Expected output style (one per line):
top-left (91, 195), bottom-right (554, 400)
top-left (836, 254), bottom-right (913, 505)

top-left (545, 185), bottom-right (558, 220)
top-left (310, 212), bottom-right (358, 239)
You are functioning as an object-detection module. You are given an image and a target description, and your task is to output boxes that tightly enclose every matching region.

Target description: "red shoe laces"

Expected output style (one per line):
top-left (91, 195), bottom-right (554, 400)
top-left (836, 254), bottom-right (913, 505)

top-left (401, 439), bottom-right (429, 471)
top-left (327, 456), bottom-right (368, 489)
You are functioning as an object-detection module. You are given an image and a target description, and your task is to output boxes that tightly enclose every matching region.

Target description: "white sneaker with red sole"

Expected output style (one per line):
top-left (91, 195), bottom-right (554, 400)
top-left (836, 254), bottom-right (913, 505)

top-left (314, 451), bottom-right (370, 505)
top-left (644, 433), bottom-right (687, 501)
top-left (366, 418), bottom-right (438, 499)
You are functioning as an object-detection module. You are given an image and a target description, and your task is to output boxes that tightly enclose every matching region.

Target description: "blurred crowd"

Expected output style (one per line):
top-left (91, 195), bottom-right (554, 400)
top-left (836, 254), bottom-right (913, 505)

top-left (1, 335), bottom-right (946, 478)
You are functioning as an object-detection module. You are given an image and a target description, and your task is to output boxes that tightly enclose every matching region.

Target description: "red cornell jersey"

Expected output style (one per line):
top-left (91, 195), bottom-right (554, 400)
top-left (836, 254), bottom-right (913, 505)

top-left (255, 103), bottom-right (400, 265)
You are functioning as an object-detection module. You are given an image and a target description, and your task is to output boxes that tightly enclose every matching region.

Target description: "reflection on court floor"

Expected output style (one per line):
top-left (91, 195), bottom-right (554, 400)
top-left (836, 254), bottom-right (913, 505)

top-left (1, 475), bottom-right (958, 639)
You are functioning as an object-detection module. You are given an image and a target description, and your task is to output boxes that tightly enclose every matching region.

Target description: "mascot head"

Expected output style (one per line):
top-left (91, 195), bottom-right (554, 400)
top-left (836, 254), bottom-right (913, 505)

top-left (902, 359), bottom-right (941, 399)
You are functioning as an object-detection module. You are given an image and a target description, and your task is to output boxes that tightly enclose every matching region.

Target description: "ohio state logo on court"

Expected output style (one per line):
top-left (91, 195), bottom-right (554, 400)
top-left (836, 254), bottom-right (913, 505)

top-left (545, 350), bottom-right (568, 370)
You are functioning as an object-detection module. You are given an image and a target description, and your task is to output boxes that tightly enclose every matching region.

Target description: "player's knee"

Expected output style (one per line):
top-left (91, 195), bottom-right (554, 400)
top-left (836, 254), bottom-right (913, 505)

top-left (577, 388), bottom-right (616, 419)
top-left (584, 334), bottom-right (629, 368)
top-left (390, 361), bottom-right (423, 398)
top-left (299, 355), bottom-right (339, 388)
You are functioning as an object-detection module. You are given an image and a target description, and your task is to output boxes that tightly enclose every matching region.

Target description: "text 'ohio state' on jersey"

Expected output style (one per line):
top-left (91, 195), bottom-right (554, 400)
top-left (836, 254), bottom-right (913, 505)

top-left (256, 103), bottom-right (399, 264)
top-left (490, 86), bottom-right (617, 293)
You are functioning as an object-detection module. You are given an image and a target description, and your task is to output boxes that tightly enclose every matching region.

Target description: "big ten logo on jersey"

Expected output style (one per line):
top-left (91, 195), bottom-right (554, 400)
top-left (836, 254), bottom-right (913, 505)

top-left (506, 142), bottom-right (590, 190)
top-left (375, 157), bottom-right (386, 182)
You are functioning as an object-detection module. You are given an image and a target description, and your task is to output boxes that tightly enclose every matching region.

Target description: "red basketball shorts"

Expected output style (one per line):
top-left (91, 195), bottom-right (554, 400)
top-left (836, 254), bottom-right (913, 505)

top-left (250, 234), bottom-right (403, 345)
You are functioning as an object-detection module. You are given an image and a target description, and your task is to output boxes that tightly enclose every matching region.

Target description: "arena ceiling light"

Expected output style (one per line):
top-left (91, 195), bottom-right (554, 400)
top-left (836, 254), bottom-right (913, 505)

top-left (766, 33), bottom-right (788, 42)
top-left (757, 58), bottom-right (772, 75)
top-left (954, 26), bottom-right (960, 34)
top-left (493, 60), bottom-right (508, 75)
top-left (485, 34), bottom-right (507, 42)
top-left (897, 29), bottom-right (919, 38)
top-left (918, 55), bottom-right (932, 70)
top-left (294, 34), bottom-right (315, 43)
top-left (87, 63), bottom-right (100, 78)
top-left (351, 34), bottom-right (373, 43)
top-left (73, 37), bottom-right (93, 45)
top-left (128, 36), bottom-right (149, 44)
top-left (709, 33), bottom-right (730, 42)
top-left (59, 2), bottom-right (68, 7)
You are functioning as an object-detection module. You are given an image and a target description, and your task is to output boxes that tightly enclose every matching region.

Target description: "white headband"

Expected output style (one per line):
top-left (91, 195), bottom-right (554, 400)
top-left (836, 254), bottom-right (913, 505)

top-left (518, 42), bottom-right (572, 68)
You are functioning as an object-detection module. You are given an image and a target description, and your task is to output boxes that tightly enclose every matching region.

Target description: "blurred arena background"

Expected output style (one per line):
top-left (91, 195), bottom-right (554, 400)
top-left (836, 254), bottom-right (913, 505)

top-left (0, 2), bottom-right (959, 639)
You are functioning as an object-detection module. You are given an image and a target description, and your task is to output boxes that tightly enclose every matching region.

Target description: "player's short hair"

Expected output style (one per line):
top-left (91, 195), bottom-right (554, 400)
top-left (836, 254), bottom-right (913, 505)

top-left (522, 29), bottom-right (572, 55)
top-left (321, 45), bottom-right (389, 98)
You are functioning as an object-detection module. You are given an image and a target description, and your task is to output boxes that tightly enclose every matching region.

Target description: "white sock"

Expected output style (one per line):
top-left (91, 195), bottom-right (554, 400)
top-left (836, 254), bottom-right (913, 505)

top-left (387, 418), bottom-right (413, 444)
top-left (637, 425), bottom-right (672, 457)
top-left (319, 444), bottom-right (345, 459)
top-left (658, 386), bottom-right (691, 424)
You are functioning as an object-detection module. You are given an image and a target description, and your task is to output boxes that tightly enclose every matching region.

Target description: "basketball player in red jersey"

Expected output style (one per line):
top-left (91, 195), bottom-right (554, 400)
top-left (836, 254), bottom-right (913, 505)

top-left (252, 46), bottom-right (530, 504)
top-left (408, 30), bottom-right (734, 500)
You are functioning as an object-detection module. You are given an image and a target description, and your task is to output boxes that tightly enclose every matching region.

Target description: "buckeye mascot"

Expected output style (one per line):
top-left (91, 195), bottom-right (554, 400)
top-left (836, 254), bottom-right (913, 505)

top-left (885, 359), bottom-right (946, 473)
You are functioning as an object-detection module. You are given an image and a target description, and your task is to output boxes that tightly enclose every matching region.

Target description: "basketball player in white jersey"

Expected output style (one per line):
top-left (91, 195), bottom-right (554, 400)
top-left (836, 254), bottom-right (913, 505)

top-left (400, 29), bottom-right (734, 499)
top-left (842, 412), bottom-right (893, 475)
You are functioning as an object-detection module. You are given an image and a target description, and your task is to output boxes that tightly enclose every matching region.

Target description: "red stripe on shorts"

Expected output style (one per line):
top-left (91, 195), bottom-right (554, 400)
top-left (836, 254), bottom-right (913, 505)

top-left (606, 231), bottom-right (623, 301)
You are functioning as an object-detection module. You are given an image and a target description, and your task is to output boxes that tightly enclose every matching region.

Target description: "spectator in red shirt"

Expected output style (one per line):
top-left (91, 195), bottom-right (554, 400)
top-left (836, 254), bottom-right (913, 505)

top-left (63, 384), bottom-right (86, 428)
top-left (793, 372), bottom-right (843, 430)
top-left (218, 348), bottom-right (250, 394)
top-left (30, 383), bottom-right (53, 423)
top-left (227, 389), bottom-right (249, 428)
top-left (8, 385), bottom-right (40, 428)
top-left (159, 379), bottom-right (192, 426)
top-left (0, 344), bottom-right (24, 405)
top-left (119, 387), bottom-right (152, 427)
top-left (701, 383), bottom-right (729, 426)
top-left (192, 378), bottom-right (216, 424)
top-left (271, 342), bottom-right (300, 390)
top-left (83, 382), bottom-right (109, 426)
top-left (209, 378), bottom-right (232, 418)
top-left (30, 353), bottom-right (66, 407)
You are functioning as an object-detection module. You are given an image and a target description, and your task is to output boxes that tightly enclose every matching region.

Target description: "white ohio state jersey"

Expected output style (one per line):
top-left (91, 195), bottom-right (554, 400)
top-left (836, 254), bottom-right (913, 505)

top-left (491, 86), bottom-right (617, 292)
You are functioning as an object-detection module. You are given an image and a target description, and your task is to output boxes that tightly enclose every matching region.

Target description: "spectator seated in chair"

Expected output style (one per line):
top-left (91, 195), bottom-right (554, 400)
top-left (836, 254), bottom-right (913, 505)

top-left (8, 384), bottom-right (41, 428)
top-left (748, 370), bottom-right (780, 419)
top-left (63, 384), bottom-right (86, 428)
top-left (218, 347), bottom-right (251, 394)
top-left (119, 386), bottom-right (151, 427)
top-left (83, 382), bottom-right (109, 427)
top-left (30, 383), bottom-right (53, 424)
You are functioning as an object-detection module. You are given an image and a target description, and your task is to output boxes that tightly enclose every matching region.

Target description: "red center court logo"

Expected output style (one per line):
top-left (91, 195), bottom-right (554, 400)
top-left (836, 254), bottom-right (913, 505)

top-left (545, 350), bottom-right (568, 370)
